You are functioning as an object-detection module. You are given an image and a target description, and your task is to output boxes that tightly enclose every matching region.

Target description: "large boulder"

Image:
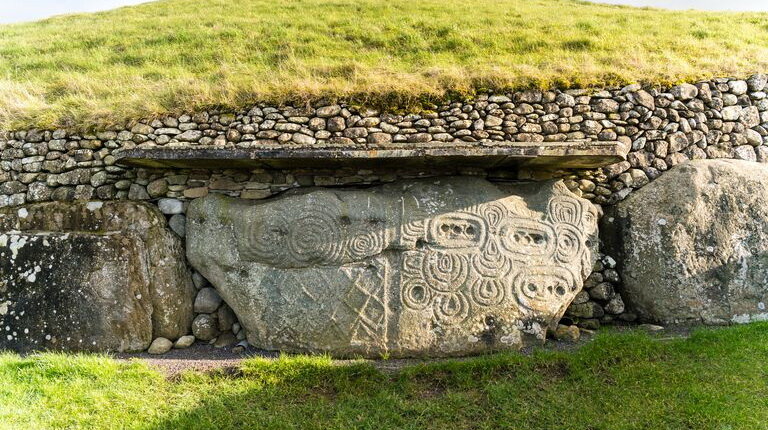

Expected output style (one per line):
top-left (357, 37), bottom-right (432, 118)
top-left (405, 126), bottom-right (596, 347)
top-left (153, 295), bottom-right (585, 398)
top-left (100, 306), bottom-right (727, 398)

top-left (0, 201), bottom-right (194, 352)
top-left (187, 177), bottom-right (598, 357)
top-left (604, 159), bottom-right (768, 325)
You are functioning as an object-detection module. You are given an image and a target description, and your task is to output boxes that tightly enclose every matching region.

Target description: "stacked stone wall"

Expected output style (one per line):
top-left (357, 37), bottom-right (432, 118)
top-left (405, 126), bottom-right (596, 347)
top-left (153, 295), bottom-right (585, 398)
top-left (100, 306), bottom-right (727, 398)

top-left (3, 74), bottom-right (767, 346)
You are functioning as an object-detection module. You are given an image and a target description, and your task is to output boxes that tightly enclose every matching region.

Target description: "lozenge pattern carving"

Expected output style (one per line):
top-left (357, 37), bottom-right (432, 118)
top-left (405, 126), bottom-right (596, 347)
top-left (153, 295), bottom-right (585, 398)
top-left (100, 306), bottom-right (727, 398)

top-left (188, 178), bottom-right (598, 356)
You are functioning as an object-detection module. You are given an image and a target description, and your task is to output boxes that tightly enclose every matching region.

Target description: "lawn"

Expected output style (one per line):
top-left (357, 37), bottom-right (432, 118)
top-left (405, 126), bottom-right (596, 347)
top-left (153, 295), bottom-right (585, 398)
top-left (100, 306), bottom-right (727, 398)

top-left (1, 323), bottom-right (768, 429)
top-left (1, 0), bottom-right (768, 130)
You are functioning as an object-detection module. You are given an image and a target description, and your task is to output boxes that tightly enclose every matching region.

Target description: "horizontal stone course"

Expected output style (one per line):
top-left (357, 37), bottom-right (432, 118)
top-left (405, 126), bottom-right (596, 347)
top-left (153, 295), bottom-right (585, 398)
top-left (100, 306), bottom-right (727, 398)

top-left (0, 75), bottom-right (766, 211)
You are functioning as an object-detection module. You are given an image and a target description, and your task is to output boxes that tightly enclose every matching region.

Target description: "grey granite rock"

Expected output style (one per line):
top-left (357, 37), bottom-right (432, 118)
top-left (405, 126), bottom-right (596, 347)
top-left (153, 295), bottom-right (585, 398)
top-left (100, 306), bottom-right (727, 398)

top-left (604, 160), bottom-right (768, 325)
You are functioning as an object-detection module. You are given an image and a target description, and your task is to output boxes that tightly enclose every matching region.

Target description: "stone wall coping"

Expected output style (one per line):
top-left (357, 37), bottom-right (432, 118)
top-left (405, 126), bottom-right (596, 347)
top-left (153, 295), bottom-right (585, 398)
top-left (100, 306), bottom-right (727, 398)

top-left (114, 141), bottom-right (628, 170)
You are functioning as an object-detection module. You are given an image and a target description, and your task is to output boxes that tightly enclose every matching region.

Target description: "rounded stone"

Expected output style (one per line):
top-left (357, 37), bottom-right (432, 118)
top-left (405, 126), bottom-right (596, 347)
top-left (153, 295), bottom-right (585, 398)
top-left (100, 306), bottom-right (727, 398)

top-left (147, 337), bottom-right (173, 355)
top-left (218, 304), bottom-right (237, 332)
top-left (174, 335), bottom-right (196, 349)
top-left (192, 272), bottom-right (209, 289)
top-left (192, 314), bottom-right (219, 341)
top-left (367, 132), bottom-right (392, 144)
top-left (316, 105), bottom-right (342, 118)
top-left (128, 184), bottom-right (150, 201)
top-left (552, 324), bottom-right (580, 342)
top-left (194, 287), bottom-right (223, 314)
top-left (158, 198), bottom-right (184, 215)
top-left (604, 296), bottom-right (626, 315)
top-left (146, 179), bottom-right (169, 198)
top-left (588, 282), bottom-right (614, 301)
top-left (168, 214), bottom-right (186, 237)
top-left (214, 331), bottom-right (237, 348)
top-left (728, 80), bottom-right (749, 96)
top-left (670, 84), bottom-right (698, 100)
top-left (291, 133), bottom-right (316, 145)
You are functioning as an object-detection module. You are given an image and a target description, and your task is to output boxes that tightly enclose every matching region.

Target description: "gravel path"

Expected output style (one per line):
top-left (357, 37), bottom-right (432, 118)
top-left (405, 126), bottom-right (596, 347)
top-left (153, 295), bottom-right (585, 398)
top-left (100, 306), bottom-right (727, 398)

top-left (115, 324), bottom-right (695, 377)
top-left (115, 343), bottom-right (275, 376)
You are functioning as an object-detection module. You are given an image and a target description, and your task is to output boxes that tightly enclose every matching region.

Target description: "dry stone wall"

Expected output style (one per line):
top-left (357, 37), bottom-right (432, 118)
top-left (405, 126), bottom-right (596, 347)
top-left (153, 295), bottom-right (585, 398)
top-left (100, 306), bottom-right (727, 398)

top-left (2, 74), bottom-right (768, 352)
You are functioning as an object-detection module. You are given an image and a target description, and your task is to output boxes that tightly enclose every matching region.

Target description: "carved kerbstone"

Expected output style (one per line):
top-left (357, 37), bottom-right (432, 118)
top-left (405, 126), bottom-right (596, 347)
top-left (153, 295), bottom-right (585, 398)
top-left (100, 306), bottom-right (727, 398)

top-left (187, 178), bottom-right (598, 357)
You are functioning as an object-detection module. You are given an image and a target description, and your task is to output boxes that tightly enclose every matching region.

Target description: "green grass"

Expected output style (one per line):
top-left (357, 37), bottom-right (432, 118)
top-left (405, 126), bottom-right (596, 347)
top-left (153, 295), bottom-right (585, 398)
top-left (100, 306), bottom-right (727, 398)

top-left (2, 323), bottom-right (768, 429)
top-left (1, 0), bottom-right (768, 130)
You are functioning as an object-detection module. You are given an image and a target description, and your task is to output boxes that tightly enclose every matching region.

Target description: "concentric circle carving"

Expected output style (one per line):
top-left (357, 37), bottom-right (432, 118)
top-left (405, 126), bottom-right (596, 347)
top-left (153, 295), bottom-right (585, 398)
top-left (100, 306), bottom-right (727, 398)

top-left (287, 210), bottom-right (343, 264)
top-left (555, 224), bottom-right (582, 263)
top-left (244, 214), bottom-right (289, 265)
top-left (402, 280), bottom-right (432, 311)
top-left (346, 228), bottom-right (385, 260)
top-left (471, 238), bottom-right (511, 277)
top-left (422, 250), bottom-right (468, 292)
top-left (471, 277), bottom-right (505, 306)
top-left (548, 196), bottom-right (582, 225)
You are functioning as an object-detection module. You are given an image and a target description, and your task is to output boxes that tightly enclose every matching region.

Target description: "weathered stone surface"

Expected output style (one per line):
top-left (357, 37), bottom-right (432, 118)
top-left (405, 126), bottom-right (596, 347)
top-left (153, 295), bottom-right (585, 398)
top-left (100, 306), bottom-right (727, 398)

top-left (0, 201), bottom-right (195, 352)
top-left (174, 335), bottom-right (195, 349)
top-left (148, 337), bottom-right (173, 355)
top-left (604, 160), bottom-right (768, 325)
top-left (187, 177), bottom-right (598, 357)
top-left (192, 314), bottom-right (218, 341)
top-left (194, 287), bottom-right (223, 314)
top-left (114, 141), bottom-right (629, 170)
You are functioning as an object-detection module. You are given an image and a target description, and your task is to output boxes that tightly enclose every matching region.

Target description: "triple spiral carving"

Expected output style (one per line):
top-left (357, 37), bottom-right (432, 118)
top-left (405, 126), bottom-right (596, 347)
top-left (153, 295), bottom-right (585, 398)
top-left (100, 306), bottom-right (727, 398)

top-left (237, 185), bottom-right (595, 329)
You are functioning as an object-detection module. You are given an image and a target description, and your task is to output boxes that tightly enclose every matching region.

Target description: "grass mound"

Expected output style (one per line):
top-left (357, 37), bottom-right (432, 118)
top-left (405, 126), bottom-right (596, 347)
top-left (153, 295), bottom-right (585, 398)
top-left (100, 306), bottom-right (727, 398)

top-left (1, 0), bottom-right (767, 129)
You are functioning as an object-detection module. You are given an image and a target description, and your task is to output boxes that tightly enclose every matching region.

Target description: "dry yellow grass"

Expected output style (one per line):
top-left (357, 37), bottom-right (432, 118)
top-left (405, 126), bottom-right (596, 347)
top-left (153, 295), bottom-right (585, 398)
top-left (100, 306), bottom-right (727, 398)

top-left (1, 0), bottom-right (767, 129)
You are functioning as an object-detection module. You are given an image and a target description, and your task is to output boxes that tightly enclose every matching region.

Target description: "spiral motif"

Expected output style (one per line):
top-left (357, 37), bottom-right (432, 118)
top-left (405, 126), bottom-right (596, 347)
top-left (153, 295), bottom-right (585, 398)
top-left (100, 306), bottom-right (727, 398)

top-left (287, 211), bottom-right (343, 265)
top-left (434, 292), bottom-right (470, 326)
top-left (346, 229), bottom-right (385, 260)
top-left (243, 215), bottom-right (288, 265)
top-left (555, 224), bottom-right (582, 263)
top-left (422, 251), bottom-right (468, 293)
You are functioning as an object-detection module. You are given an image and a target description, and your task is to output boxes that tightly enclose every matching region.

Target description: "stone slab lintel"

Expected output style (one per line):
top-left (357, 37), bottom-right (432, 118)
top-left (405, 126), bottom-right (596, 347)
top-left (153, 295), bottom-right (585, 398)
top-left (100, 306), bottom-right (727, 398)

top-left (114, 141), bottom-right (629, 170)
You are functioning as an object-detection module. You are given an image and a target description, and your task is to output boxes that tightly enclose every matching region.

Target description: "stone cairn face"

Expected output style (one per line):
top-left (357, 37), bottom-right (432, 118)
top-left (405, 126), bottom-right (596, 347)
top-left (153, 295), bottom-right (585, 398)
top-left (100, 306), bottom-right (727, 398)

top-left (3, 74), bottom-right (768, 352)
top-left (187, 177), bottom-right (598, 357)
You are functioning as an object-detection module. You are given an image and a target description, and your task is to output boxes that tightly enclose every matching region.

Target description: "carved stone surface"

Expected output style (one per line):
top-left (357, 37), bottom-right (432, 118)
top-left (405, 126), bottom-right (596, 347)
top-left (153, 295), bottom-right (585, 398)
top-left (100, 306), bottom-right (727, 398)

top-left (604, 159), bottom-right (768, 325)
top-left (0, 201), bottom-right (195, 352)
top-left (187, 177), bottom-right (598, 357)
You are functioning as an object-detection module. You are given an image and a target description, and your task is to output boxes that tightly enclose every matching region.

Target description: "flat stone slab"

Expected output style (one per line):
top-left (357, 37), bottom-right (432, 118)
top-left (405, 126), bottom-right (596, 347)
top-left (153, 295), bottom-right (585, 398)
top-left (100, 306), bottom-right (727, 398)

top-left (115, 141), bottom-right (629, 170)
top-left (187, 177), bottom-right (599, 357)
top-left (0, 201), bottom-right (195, 352)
